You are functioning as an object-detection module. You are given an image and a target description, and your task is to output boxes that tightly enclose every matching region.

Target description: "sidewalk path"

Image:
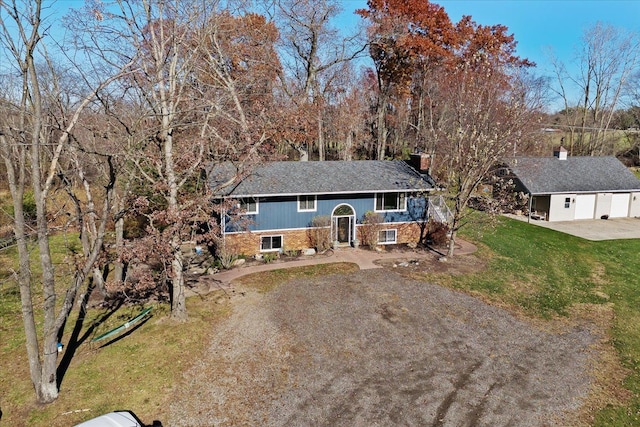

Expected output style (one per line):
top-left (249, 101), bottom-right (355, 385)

top-left (206, 239), bottom-right (477, 288)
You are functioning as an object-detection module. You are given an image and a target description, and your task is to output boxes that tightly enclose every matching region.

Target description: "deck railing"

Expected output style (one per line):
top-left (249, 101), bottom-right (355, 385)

top-left (428, 195), bottom-right (453, 224)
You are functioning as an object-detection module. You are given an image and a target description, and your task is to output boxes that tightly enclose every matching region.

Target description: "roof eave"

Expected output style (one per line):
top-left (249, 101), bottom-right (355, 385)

top-left (529, 189), bottom-right (640, 196)
top-left (216, 188), bottom-right (434, 198)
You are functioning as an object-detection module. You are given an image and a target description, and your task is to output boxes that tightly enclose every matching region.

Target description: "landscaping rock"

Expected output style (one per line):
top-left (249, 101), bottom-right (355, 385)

top-left (232, 258), bottom-right (246, 267)
top-left (189, 267), bottom-right (207, 275)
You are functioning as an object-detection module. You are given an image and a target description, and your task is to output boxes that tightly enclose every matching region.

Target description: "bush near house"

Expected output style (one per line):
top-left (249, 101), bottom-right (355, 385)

top-left (308, 215), bottom-right (331, 252)
top-left (425, 220), bottom-right (449, 247)
top-left (359, 211), bottom-right (383, 250)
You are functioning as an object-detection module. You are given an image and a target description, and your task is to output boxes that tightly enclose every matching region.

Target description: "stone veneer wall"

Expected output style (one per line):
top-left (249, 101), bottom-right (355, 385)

top-left (358, 222), bottom-right (423, 246)
top-left (224, 222), bottom-right (424, 256)
top-left (397, 222), bottom-right (424, 245)
top-left (223, 229), bottom-right (314, 256)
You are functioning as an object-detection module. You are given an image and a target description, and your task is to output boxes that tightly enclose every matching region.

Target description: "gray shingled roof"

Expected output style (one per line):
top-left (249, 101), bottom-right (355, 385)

top-left (209, 160), bottom-right (434, 197)
top-left (506, 156), bottom-right (640, 195)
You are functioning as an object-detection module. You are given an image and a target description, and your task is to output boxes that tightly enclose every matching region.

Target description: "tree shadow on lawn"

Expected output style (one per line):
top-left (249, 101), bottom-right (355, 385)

top-left (94, 316), bottom-right (152, 349)
top-left (56, 284), bottom-right (124, 389)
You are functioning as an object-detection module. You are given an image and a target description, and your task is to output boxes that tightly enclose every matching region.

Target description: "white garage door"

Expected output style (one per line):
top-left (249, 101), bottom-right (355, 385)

top-left (574, 194), bottom-right (596, 220)
top-left (610, 193), bottom-right (630, 218)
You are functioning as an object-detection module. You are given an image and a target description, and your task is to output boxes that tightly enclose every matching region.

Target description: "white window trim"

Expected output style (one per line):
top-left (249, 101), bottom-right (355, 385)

top-left (239, 197), bottom-right (259, 215)
top-left (297, 195), bottom-right (317, 212)
top-left (260, 234), bottom-right (283, 252)
top-left (378, 229), bottom-right (397, 244)
top-left (374, 192), bottom-right (407, 213)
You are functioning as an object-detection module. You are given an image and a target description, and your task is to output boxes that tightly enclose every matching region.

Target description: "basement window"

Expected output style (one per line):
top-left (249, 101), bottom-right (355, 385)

top-left (378, 229), bottom-right (397, 244)
top-left (260, 235), bottom-right (282, 252)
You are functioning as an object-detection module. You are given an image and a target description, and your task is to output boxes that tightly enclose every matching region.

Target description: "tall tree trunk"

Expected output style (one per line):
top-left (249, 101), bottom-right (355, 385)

top-left (113, 193), bottom-right (126, 284)
top-left (25, 39), bottom-right (60, 401)
top-left (376, 91), bottom-right (388, 160)
top-left (317, 110), bottom-right (325, 161)
top-left (171, 235), bottom-right (188, 320)
top-left (344, 130), bottom-right (353, 161)
top-left (1, 134), bottom-right (43, 401)
top-left (164, 127), bottom-right (188, 321)
top-left (446, 229), bottom-right (457, 258)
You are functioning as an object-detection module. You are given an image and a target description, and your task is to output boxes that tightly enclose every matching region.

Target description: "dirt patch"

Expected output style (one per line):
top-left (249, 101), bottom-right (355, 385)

top-left (169, 269), bottom-right (605, 426)
top-left (375, 251), bottom-right (487, 276)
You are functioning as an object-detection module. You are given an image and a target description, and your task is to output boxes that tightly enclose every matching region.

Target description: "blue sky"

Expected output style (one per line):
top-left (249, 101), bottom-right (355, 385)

top-left (48, 0), bottom-right (640, 77)
top-left (339, 0), bottom-right (640, 110)
top-left (41, 0), bottom-right (640, 111)
top-left (340, 0), bottom-right (640, 74)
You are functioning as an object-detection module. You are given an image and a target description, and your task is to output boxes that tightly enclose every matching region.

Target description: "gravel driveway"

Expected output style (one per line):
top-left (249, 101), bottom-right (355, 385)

top-left (169, 269), bottom-right (596, 426)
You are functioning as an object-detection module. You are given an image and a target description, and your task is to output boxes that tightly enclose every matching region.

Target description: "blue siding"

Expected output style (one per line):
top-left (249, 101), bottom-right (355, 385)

top-left (224, 193), bottom-right (428, 233)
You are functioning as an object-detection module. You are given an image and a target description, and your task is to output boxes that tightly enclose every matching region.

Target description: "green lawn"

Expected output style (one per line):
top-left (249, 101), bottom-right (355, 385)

top-left (1, 217), bottom-right (640, 425)
top-left (457, 216), bottom-right (640, 426)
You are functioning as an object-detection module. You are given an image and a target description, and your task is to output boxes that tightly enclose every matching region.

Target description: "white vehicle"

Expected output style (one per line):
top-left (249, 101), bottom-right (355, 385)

top-left (74, 411), bottom-right (144, 427)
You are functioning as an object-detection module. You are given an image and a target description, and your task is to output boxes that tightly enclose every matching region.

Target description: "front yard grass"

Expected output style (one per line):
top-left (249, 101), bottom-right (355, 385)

top-left (1, 215), bottom-right (640, 425)
top-left (454, 216), bottom-right (640, 426)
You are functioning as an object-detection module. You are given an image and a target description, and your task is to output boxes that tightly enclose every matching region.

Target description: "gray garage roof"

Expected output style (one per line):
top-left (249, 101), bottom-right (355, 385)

top-left (506, 156), bottom-right (640, 195)
top-left (209, 160), bottom-right (434, 197)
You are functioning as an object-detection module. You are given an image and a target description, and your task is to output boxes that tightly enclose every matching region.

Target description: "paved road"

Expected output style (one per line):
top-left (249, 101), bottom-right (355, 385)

top-left (506, 215), bottom-right (640, 241)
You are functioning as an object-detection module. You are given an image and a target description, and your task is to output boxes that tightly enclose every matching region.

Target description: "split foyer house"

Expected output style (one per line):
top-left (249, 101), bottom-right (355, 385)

top-left (503, 147), bottom-right (640, 222)
top-left (209, 154), bottom-right (439, 256)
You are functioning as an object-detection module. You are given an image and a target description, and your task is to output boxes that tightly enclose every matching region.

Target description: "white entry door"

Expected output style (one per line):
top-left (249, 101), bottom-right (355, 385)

top-left (610, 193), bottom-right (630, 218)
top-left (574, 194), bottom-right (596, 220)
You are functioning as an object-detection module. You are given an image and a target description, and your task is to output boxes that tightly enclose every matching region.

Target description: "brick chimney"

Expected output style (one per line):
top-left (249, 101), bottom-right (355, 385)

top-left (407, 153), bottom-right (432, 173)
top-left (553, 146), bottom-right (568, 160)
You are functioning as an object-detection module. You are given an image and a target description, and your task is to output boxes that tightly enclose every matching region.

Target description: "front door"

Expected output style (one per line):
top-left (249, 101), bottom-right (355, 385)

top-left (336, 216), bottom-right (351, 243)
top-left (332, 204), bottom-right (355, 246)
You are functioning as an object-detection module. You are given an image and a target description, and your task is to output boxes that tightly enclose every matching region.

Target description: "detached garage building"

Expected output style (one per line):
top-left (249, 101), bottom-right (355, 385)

top-left (505, 148), bottom-right (640, 222)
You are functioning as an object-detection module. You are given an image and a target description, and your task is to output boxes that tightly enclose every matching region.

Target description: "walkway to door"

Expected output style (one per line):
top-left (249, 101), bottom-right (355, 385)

top-left (506, 214), bottom-right (640, 241)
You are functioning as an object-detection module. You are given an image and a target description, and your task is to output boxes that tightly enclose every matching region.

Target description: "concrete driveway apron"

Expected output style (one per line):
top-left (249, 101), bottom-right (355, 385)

top-left (506, 216), bottom-right (640, 241)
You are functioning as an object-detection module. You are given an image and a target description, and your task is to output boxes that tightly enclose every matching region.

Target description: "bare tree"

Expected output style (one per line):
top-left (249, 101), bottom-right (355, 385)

top-left (85, 0), bottom-right (210, 321)
top-left (275, 0), bottom-right (365, 160)
top-left (67, 0), bottom-right (283, 318)
top-left (0, 0), bottom-right (125, 403)
top-left (435, 65), bottom-right (542, 257)
top-left (549, 23), bottom-right (640, 155)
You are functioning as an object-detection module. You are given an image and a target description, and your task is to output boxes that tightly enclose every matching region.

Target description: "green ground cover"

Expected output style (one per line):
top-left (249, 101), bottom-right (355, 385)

top-left (457, 217), bottom-right (640, 426)
top-left (1, 216), bottom-right (639, 425)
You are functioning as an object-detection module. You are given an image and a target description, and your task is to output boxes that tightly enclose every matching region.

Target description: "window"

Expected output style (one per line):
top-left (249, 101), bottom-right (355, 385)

top-left (378, 229), bottom-right (397, 244)
top-left (564, 197), bottom-right (571, 209)
top-left (260, 235), bottom-right (282, 252)
top-left (239, 198), bottom-right (258, 214)
top-left (298, 195), bottom-right (316, 212)
top-left (375, 192), bottom-right (406, 212)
